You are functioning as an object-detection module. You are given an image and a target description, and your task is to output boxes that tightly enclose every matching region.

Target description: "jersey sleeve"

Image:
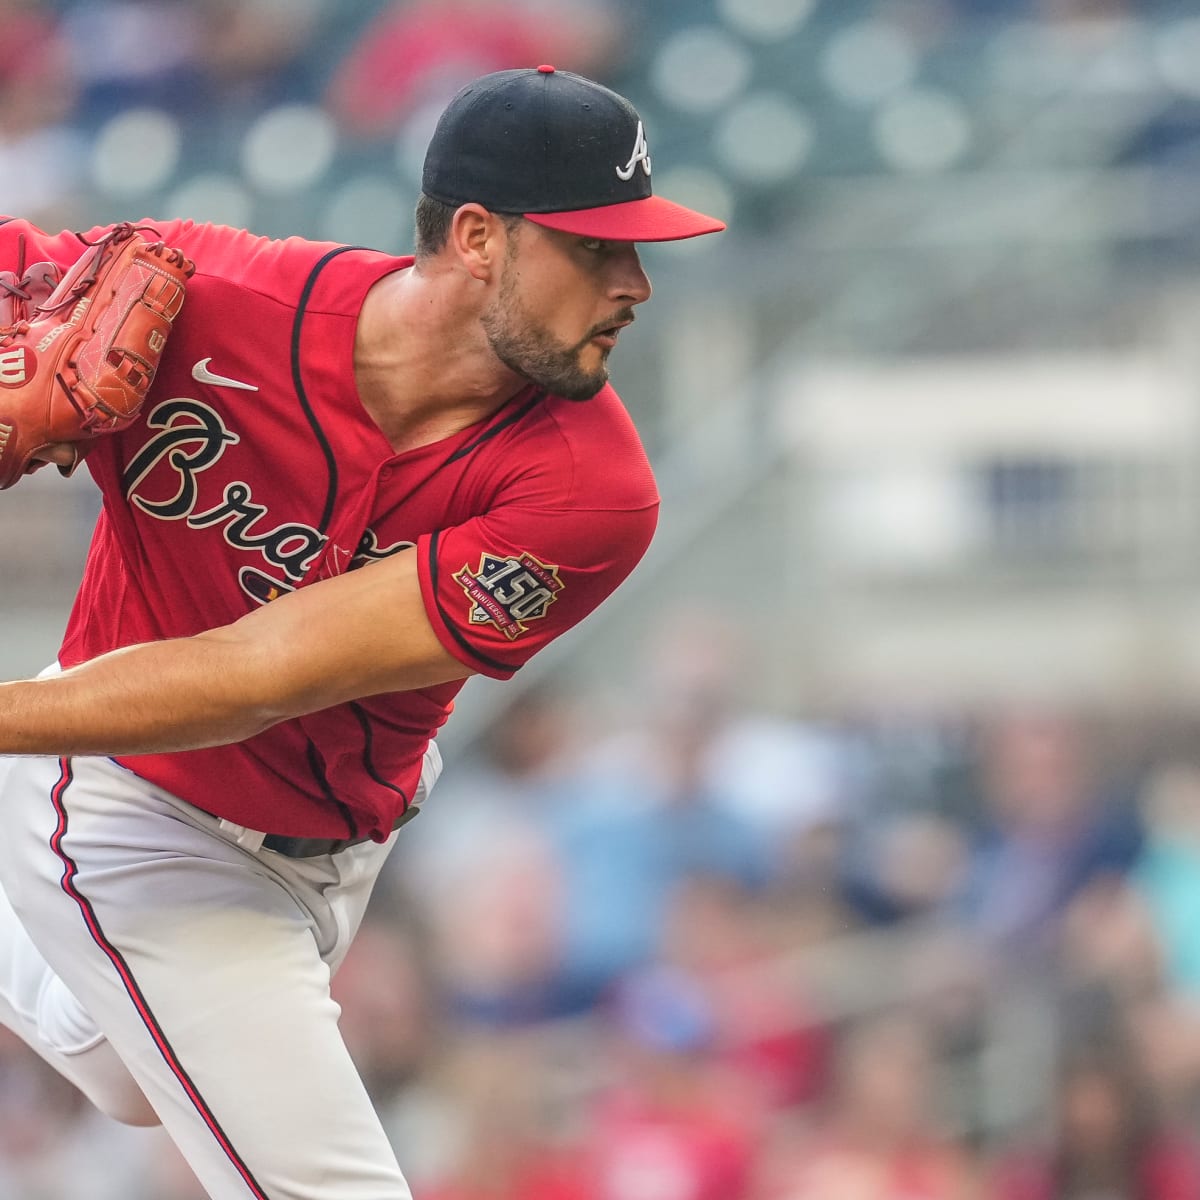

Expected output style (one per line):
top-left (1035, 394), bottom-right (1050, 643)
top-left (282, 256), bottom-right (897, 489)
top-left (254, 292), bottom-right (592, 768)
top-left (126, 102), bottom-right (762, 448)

top-left (417, 499), bottom-right (659, 680)
top-left (0, 216), bottom-right (96, 271)
top-left (0, 216), bottom-right (349, 294)
top-left (0, 216), bottom-right (219, 268)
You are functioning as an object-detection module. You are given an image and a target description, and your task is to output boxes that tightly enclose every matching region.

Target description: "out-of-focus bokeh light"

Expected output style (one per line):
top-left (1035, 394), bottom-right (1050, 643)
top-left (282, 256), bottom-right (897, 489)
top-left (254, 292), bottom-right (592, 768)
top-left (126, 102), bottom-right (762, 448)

top-left (651, 25), bottom-right (755, 115)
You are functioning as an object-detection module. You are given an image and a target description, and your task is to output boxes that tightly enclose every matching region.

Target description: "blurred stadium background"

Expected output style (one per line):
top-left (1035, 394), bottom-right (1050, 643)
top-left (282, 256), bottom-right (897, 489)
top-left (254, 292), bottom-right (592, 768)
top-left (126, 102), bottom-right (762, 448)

top-left (7, 0), bottom-right (1200, 1196)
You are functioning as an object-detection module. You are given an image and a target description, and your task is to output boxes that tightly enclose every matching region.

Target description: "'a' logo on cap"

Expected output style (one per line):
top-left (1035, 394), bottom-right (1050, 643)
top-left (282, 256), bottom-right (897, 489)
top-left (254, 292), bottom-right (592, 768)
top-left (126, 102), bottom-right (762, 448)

top-left (616, 121), bottom-right (651, 181)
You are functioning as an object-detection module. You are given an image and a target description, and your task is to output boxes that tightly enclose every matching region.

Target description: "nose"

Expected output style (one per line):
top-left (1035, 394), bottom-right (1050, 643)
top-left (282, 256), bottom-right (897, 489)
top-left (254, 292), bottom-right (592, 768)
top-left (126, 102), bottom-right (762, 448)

top-left (610, 245), bottom-right (652, 305)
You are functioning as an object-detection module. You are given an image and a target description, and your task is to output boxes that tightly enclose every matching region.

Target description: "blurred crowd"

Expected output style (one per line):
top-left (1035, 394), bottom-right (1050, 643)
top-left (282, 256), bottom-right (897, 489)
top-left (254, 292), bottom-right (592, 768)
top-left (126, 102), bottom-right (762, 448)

top-left (4, 0), bottom-right (1195, 237)
top-left (0, 0), bottom-right (627, 232)
top-left (4, 605), bottom-right (1200, 1197)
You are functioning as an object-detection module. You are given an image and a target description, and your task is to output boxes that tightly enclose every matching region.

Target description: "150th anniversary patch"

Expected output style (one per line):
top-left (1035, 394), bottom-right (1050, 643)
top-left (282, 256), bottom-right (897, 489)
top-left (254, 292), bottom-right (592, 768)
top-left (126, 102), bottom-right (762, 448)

top-left (454, 552), bottom-right (564, 639)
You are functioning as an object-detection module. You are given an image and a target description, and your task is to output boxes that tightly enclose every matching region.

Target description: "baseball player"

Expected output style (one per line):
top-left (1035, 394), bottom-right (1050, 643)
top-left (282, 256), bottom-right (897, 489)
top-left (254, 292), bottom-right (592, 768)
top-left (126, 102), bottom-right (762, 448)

top-left (0, 67), bottom-right (724, 1199)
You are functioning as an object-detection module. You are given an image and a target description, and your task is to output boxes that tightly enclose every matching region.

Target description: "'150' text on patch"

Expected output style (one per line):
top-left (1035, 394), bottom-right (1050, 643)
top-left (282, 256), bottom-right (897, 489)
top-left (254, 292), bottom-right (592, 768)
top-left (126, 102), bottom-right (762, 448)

top-left (454, 552), bottom-right (564, 640)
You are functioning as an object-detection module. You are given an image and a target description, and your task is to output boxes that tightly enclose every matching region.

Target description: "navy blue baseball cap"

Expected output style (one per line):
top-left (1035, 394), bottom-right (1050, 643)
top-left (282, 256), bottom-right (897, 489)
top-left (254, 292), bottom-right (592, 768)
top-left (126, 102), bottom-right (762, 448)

top-left (422, 66), bottom-right (726, 242)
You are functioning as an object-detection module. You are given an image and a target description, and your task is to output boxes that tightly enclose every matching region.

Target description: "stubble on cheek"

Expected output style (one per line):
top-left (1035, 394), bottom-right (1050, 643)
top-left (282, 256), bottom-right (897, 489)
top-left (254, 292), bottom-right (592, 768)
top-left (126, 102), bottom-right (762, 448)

top-left (482, 282), bottom-right (611, 401)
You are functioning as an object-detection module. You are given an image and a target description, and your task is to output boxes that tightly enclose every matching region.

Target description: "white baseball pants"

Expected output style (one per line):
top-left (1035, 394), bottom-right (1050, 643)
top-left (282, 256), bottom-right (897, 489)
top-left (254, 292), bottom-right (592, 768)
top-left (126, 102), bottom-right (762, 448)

top-left (0, 749), bottom-right (440, 1200)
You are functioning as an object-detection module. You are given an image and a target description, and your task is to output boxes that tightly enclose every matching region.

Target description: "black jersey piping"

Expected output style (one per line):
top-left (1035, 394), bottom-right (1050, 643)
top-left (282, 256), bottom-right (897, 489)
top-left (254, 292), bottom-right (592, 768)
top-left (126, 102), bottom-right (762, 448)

top-left (291, 245), bottom-right (368, 532)
top-left (441, 391), bottom-right (545, 466)
top-left (349, 702), bottom-right (411, 813)
top-left (305, 740), bottom-right (360, 840)
top-left (427, 529), bottom-right (520, 675)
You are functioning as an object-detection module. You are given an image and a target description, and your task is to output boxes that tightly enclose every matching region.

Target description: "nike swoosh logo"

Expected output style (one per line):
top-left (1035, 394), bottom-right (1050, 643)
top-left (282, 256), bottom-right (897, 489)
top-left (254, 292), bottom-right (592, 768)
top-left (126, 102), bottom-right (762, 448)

top-left (191, 358), bottom-right (259, 392)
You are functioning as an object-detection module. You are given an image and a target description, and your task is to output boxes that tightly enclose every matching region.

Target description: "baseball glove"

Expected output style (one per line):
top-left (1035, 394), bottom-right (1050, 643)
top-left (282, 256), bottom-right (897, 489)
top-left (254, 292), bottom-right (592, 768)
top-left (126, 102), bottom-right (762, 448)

top-left (0, 222), bottom-right (195, 489)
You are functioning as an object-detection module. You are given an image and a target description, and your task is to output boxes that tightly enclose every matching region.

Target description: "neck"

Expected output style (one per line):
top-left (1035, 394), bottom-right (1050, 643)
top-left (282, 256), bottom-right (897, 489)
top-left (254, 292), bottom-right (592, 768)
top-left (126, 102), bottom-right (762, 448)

top-left (354, 262), bottom-right (526, 453)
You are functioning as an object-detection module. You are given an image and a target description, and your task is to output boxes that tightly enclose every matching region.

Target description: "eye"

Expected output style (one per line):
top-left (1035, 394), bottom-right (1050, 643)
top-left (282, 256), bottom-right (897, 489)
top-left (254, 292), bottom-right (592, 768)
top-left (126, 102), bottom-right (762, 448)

top-left (579, 237), bottom-right (606, 252)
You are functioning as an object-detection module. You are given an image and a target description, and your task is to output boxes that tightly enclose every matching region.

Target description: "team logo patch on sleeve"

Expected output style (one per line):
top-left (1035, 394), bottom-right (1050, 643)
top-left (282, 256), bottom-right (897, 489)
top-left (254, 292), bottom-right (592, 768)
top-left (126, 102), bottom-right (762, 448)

top-left (453, 552), bottom-right (564, 640)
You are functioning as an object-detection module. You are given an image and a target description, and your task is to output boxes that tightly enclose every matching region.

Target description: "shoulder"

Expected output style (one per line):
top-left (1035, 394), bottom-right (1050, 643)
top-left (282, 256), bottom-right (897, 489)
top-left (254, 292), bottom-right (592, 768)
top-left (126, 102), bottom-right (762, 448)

top-left (95, 219), bottom-right (410, 311)
top-left (0, 217), bottom-right (92, 265)
top-left (523, 385), bottom-right (659, 511)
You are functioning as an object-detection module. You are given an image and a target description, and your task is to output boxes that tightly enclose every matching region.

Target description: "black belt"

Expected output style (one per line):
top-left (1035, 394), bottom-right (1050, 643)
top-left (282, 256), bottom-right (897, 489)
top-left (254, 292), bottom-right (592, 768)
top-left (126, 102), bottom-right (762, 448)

top-left (261, 806), bottom-right (419, 858)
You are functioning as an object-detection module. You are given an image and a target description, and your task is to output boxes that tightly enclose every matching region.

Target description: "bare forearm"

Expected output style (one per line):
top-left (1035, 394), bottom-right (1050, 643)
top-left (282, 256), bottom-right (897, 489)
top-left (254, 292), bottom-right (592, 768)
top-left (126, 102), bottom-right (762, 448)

top-left (0, 551), bottom-right (472, 759)
top-left (0, 636), bottom-right (282, 757)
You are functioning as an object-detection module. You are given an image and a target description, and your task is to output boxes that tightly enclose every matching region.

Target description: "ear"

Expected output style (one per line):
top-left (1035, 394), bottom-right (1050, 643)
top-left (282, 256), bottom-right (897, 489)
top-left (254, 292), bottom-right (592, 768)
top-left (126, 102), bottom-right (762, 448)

top-left (448, 204), bottom-right (513, 282)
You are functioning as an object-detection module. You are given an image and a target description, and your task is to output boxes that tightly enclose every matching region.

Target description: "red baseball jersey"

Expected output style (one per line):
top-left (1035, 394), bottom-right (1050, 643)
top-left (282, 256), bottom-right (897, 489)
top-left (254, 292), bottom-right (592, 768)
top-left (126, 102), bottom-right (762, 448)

top-left (0, 218), bottom-right (659, 840)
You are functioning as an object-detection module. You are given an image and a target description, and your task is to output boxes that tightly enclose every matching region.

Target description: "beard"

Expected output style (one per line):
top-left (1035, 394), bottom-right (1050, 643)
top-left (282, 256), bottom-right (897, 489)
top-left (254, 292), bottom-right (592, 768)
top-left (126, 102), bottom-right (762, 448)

top-left (481, 269), bottom-right (622, 402)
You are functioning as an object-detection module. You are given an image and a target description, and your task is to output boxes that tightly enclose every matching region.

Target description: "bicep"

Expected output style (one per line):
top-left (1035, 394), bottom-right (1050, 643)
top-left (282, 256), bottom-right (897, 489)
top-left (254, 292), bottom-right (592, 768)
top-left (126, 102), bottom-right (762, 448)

top-left (204, 547), bottom-right (473, 721)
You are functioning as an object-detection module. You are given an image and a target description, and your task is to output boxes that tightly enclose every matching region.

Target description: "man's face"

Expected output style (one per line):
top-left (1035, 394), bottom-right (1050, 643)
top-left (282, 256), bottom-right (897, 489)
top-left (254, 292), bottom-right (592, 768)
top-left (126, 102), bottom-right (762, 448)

top-left (481, 222), bottom-right (652, 401)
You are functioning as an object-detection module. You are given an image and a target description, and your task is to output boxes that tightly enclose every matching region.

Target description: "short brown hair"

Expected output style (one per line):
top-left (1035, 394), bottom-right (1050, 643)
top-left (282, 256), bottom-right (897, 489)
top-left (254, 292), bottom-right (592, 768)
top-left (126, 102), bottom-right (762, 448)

top-left (413, 194), bottom-right (522, 259)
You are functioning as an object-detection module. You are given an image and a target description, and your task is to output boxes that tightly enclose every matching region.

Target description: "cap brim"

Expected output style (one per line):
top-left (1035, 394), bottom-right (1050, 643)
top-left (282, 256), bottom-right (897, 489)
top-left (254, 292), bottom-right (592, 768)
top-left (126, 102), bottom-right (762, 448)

top-left (524, 195), bottom-right (725, 242)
